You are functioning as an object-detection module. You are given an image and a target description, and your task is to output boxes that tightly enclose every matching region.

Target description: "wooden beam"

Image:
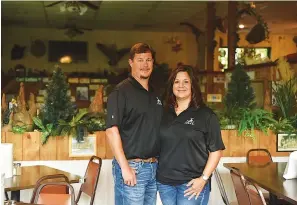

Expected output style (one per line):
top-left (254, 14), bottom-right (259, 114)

top-left (228, 1), bottom-right (238, 69)
top-left (206, 2), bottom-right (216, 94)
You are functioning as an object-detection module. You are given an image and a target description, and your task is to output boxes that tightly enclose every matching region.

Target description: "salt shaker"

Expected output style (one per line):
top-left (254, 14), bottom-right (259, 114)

top-left (12, 163), bottom-right (21, 176)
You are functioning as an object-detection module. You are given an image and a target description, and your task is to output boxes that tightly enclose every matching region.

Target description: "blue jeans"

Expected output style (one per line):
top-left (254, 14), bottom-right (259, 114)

top-left (157, 181), bottom-right (210, 205)
top-left (112, 159), bottom-right (157, 205)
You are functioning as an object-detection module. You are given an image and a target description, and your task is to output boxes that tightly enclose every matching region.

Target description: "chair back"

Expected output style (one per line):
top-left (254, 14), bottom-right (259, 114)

top-left (230, 167), bottom-right (251, 205)
top-left (30, 174), bottom-right (70, 203)
top-left (76, 155), bottom-right (102, 205)
top-left (214, 168), bottom-right (230, 205)
top-left (33, 182), bottom-right (75, 205)
top-left (246, 149), bottom-right (272, 165)
top-left (245, 180), bottom-right (267, 205)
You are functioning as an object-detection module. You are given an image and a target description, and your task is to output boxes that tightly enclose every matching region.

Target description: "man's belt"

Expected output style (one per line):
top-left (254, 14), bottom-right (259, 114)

top-left (129, 157), bottom-right (158, 163)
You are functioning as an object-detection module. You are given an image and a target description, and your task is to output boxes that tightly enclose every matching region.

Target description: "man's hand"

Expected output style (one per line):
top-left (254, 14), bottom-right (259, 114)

top-left (184, 177), bottom-right (207, 200)
top-left (122, 165), bottom-right (137, 186)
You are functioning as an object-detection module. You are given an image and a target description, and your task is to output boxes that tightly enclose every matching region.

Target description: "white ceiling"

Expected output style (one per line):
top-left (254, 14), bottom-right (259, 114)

top-left (1, 1), bottom-right (297, 34)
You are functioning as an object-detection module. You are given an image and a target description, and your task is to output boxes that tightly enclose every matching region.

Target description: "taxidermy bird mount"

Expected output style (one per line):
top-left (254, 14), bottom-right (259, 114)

top-left (96, 43), bottom-right (130, 66)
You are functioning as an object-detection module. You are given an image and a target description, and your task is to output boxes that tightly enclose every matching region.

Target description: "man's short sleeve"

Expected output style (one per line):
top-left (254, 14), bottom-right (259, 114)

top-left (206, 113), bottom-right (225, 152)
top-left (106, 90), bottom-right (125, 129)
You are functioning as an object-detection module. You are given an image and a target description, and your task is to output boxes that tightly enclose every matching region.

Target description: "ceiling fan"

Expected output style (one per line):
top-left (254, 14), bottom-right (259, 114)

top-left (45, 1), bottom-right (99, 15)
top-left (46, 1), bottom-right (99, 10)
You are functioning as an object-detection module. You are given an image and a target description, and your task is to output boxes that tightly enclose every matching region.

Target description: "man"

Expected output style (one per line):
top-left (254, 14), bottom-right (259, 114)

top-left (106, 43), bottom-right (163, 205)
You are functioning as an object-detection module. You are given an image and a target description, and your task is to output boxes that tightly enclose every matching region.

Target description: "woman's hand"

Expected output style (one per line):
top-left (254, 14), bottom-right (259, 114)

top-left (184, 177), bottom-right (207, 200)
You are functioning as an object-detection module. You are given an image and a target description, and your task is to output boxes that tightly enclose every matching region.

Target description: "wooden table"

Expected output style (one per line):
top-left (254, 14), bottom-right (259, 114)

top-left (4, 165), bottom-right (82, 202)
top-left (224, 162), bottom-right (297, 205)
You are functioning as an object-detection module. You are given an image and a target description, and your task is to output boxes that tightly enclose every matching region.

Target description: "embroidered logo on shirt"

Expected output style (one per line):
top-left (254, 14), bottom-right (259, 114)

top-left (185, 118), bottom-right (195, 125)
top-left (156, 97), bottom-right (162, 105)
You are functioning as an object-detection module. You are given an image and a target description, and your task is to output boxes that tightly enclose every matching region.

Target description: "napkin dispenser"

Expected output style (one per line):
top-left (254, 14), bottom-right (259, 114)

top-left (283, 151), bottom-right (297, 180)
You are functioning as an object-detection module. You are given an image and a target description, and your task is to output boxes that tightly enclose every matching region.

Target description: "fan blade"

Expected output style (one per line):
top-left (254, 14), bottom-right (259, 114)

top-left (45, 1), bottom-right (64, 7)
top-left (81, 28), bottom-right (93, 31)
top-left (80, 1), bottom-right (99, 10)
top-left (74, 28), bottom-right (84, 34)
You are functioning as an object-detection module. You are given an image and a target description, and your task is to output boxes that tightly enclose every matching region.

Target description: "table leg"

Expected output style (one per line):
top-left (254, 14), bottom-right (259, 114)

top-left (269, 193), bottom-right (278, 205)
top-left (5, 191), bottom-right (9, 201)
top-left (10, 190), bottom-right (20, 202)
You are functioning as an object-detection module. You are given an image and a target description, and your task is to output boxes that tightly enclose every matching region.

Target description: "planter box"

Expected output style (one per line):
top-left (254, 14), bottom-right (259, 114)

top-left (221, 130), bottom-right (289, 157)
top-left (1, 130), bottom-right (289, 161)
top-left (2, 131), bottom-right (110, 161)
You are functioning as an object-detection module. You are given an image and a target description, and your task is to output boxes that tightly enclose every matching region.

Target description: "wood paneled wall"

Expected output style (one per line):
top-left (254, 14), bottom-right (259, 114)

top-left (1, 130), bottom-right (290, 161)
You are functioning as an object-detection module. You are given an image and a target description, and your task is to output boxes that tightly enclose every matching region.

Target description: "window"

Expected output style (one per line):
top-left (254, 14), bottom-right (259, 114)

top-left (218, 47), bottom-right (271, 70)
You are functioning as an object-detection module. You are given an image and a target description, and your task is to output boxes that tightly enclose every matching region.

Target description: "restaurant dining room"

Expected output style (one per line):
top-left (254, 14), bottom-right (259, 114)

top-left (1, 1), bottom-right (297, 205)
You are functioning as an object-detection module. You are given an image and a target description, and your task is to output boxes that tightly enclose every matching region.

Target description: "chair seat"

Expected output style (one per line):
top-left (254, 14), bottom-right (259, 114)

top-left (37, 193), bottom-right (72, 205)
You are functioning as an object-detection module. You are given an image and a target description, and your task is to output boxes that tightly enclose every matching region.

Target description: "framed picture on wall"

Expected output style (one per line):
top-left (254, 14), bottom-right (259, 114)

top-left (277, 133), bottom-right (297, 152)
top-left (76, 86), bottom-right (89, 101)
top-left (69, 134), bottom-right (97, 157)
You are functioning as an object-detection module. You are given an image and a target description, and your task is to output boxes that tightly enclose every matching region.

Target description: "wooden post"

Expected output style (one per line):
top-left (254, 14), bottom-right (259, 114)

top-left (206, 2), bottom-right (216, 93)
top-left (228, 1), bottom-right (238, 69)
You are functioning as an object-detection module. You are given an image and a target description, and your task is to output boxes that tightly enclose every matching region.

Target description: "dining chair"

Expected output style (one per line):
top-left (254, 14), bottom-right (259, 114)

top-left (230, 167), bottom-right (251, 205)
top-left (32, 181), bottom-right (75, 205)
top-left (30, 174), bottom-right (70, 203)
top-left (246, 149), bottom-right (272, 165)
top-left (245, 180), bottom-right (267, 205)
top-left (214, 168), bottom-right (231, 205)
top-left (76, 155), bottom-right (102, 205)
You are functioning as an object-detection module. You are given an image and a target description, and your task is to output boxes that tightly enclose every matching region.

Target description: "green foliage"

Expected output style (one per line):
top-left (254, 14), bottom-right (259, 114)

top-left (86, 113), bottom-right (106, 133)
top-left (237, 108), bottom-right (276, 139)
top-left (225, 64), bottom-right (256, 110)
top-left (271, 118), bottom-right (296, 136)
top-left (272, 78), bottom-right (297, 119)
top-left (42, 67), bottom-right (75, 128)
top-left (290, 114), bottom-right (297, 130)
top-left (12, 125), bottom-right (27, 134)
top-left (57, 109), bottom-right (90, 142)
top-left (33, 117), bottom-right (54, 145)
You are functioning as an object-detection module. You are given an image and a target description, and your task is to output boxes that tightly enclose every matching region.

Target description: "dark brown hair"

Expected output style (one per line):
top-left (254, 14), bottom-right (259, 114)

top-left (165, 65), bottom-right (204, 110)
top-left (129, 43), bottom-right (155, 60)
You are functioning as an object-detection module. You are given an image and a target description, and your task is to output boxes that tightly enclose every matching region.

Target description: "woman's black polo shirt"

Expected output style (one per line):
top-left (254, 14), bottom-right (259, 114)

top-left (106, 75), bottom-right (163, 160)
top-left (156, 106), bottom-right (225, 185)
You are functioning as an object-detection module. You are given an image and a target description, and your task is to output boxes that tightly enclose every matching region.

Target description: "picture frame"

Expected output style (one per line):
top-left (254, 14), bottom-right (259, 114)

top-left (68, 78), bottom-right (79, 84)
top-left (79, 78), bottom-right (90, 84)
top-left (89, 84), bottom-right (100, 90)
top-left (213, 76), bottom-right (225, 83)
top-left (277, 133), bottom-right (297, 152)
top-left (69, 134), bottom-right (97, 157)
top-left (207, 94), bottom-right (222, 103)
top-left (42, 77), bottom-right (50, 83)
top-left (76, 86), bottom-right (89, 101)
top-left (38, 90), bottom-right (46, 96)
top-left (70, 96), bottom-right (76, 102)
top-left (36, 96), bottom-right (45, 103)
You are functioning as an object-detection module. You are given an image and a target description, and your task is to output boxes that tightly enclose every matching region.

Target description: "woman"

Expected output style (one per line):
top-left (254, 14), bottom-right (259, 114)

top-left (157, 65), bottom-right (225, 205)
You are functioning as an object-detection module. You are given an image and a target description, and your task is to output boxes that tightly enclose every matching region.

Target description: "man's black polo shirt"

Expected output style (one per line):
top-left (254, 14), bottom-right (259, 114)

top-left (106, 75), bottom-right (163, 160)
top-left (156, 106), bottom-right (225, 185)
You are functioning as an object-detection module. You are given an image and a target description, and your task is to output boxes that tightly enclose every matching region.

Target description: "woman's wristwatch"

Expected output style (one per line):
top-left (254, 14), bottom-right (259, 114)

top-left (201, 173), bottom-right (209, 181)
